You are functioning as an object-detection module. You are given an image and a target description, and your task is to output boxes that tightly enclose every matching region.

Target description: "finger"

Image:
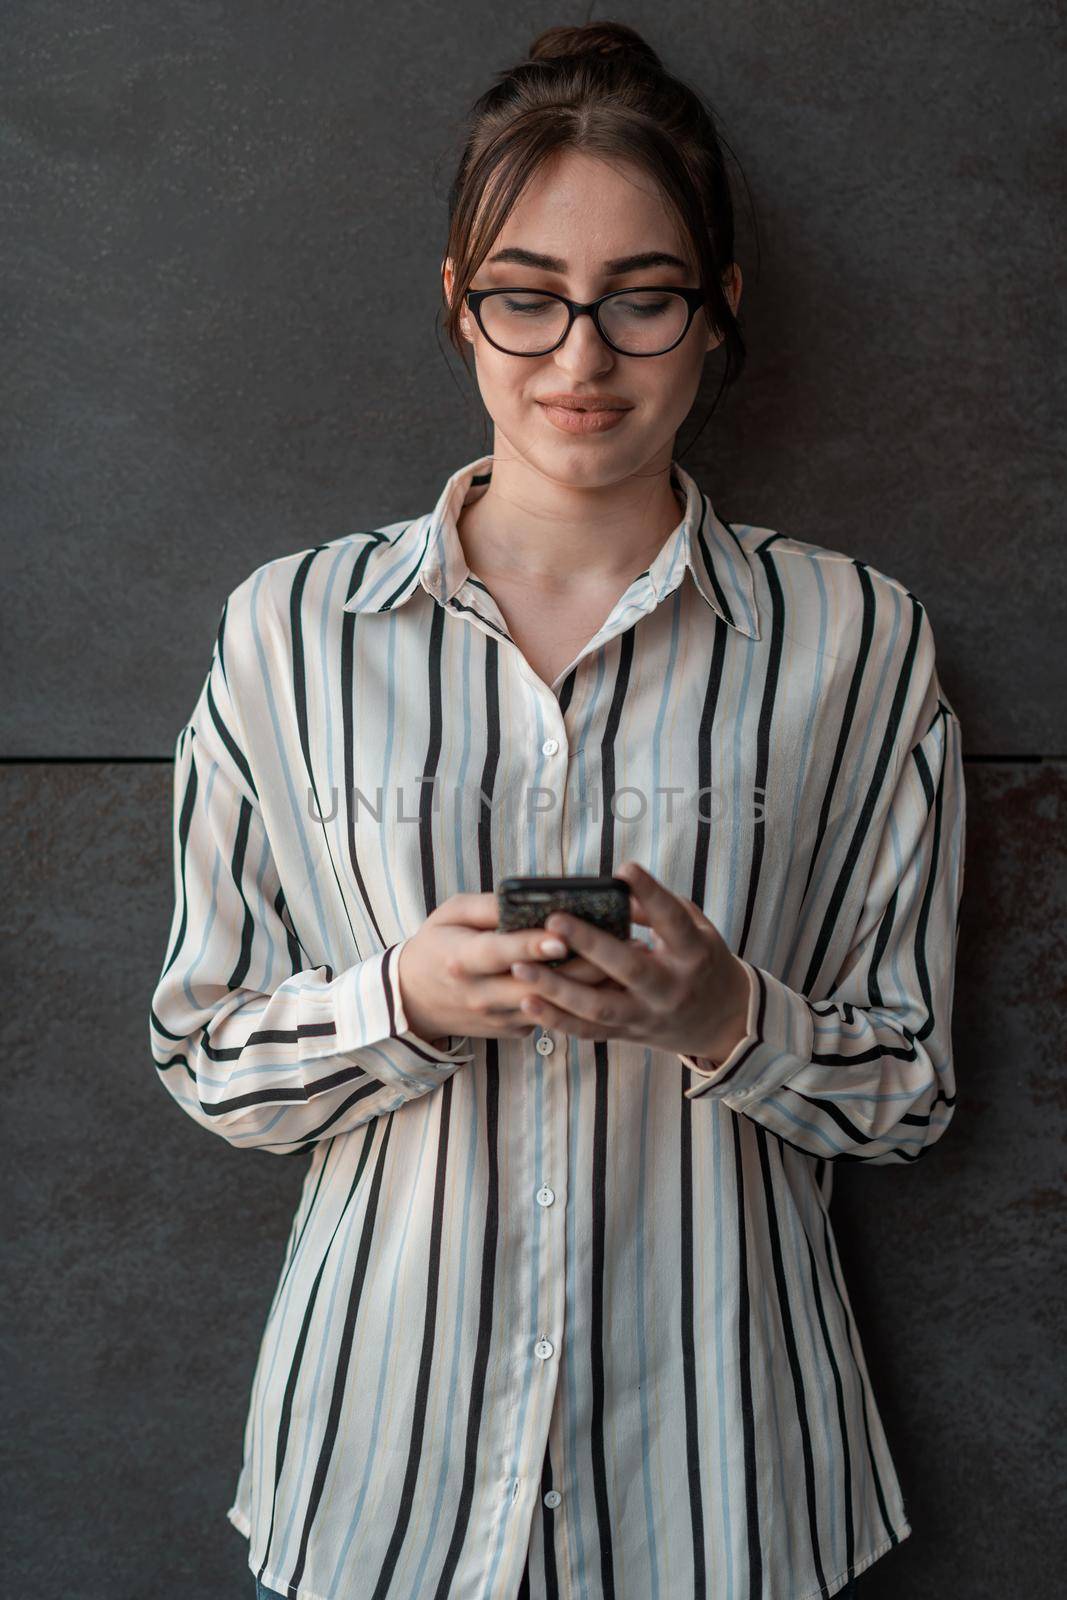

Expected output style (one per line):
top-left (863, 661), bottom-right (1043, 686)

top-left (530, 919), bottom-right (661, 1005)
top-left (530, 952), bottom-right (612, 985)
top-left (451, 924), bottom-right (584, 978)
top-left (512, 984), bottom-right (635, 1041)
top-left (556, 955), bottom-right (612, 985)
top-left (450, 968), bottom-right (573, 1017)
top-left (623, 880), bottom-right (668, 937)
top-left (612, 861), bottom-right (701, 957)
top-left (450, 942), bottom-right (608, 986)
top-left (431, 892), bottom-right (504, 928)
top-left (510, 963), bottom-right (638, 1030)
top-left (625, 888), bottom-right (652, 928)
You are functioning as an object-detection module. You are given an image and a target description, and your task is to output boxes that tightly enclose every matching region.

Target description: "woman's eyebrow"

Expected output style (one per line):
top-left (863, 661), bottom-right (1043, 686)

top-left (485, 246), bottom-right (690, 275)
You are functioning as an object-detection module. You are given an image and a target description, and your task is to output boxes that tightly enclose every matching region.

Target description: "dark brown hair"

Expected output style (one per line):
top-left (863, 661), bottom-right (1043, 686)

top-left (439, 20), bottom-right (755, 445)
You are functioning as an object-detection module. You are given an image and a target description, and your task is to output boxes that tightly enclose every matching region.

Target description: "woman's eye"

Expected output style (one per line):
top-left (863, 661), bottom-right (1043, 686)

top-left (619, 297), bottom-right (671, 317)
top-left (502, 297), bottom-right (553, 316)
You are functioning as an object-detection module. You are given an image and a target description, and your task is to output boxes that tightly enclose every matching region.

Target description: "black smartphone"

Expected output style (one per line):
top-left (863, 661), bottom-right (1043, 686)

top-left (497, 874), bottom-right (632, 967)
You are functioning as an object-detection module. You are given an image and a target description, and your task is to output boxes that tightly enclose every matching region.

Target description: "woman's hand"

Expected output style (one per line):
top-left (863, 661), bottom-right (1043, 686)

top-left (396, 891), bottom-right (613, 1045)
top-left (507, 860), bottom-right (753, 1064)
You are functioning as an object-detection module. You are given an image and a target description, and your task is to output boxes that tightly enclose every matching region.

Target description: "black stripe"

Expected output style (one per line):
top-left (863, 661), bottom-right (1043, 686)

top-left (790, 560), bottom-right (880, 920)
top-left (154, 725), bottom-right (197, 991)
top-left (680, 593), bottom-right (730, 1591)
top-left (370, 1074), bottom-right (457, 1597)
top-left (274, 881), bottom-right (306, 971)
top-left (370, 521), bottom-right (426, 611)
top-left (291, 551), bottom-right (361, 953)
top-left (678, 1063), bottom-right (707, 1598)
top-left (280, 1116), bottom-right (397, 1595)
top-left (541, 1437), bottom-right (561, 1598)
top-left (589, 1033), bottom-right (616, 1598)
top-left (910, 714), bottom-right (946, 1045)
top-left (798, 1180), bottom-right (857, 1575)
top-left (201, 1016), bottom-right (337, 1059)
top-left (816, 1198), bottom-right (900, 1543)
top-left (206, 669), bottom-right (258, 800)
top-left (689, 598), bottom-right (728, 913)
top-left (478, 639), bottom-right (503, 893)
top-left (434, 1040), bottom-right (503, 1595)
top-left (342, 573), bottom-right (388, 950)
top-left (263, 1138), bottom-right (339, 1324)
top-left (255, 1126), bottom-right (378, 1579)
top-left (693, 493), bottom-right (738, 627)
top-left (805, 578), bottom-right (924, 994)
top-left (418, 600), bottom-right (447, 911)
top-left (735, 529), bottom-right (782, 958)
top-left (588, 630), bottom-right (636, 1596)
top-left (757, 1125), bottom-right (829, 1593)
top-left (597, 627), bottom-right (635, 876)
top-left (178, 1059), bottom-right (385, 1118)
top-left (447, 594), bottom-right (512, 640)
top-left (226, 793), bottom-right (256, 988)
top-left (733, 1111), bottom-right (763, 1594)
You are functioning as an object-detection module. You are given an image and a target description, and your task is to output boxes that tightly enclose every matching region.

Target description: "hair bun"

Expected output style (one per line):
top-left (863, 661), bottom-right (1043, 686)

top-left (527, 21), bottom-right (662, 70)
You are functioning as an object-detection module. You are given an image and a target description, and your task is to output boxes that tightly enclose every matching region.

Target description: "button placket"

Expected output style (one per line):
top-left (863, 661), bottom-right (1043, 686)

top-left (517, 675), bottom-right (569, 1536)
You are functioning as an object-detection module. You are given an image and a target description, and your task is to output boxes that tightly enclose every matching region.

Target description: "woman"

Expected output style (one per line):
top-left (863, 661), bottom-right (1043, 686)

top-left (150, 21), bottom-right (965, 1600)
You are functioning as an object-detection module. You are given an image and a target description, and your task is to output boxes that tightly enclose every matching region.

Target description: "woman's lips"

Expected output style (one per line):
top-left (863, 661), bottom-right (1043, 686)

top-left (537, 402), bottom-right (632, 434)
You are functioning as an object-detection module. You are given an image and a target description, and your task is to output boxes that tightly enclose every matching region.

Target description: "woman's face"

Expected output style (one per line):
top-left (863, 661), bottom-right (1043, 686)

top-left (442, 147), bottom-right (741, 488)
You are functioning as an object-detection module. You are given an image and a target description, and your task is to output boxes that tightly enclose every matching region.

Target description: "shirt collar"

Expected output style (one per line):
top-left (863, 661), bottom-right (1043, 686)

top-left (341, 454), bottom-right (761, 640)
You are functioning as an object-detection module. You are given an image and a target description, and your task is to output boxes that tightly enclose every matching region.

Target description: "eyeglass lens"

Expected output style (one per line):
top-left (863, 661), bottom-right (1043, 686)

top-left (478, 290), bottom-right (689, 355)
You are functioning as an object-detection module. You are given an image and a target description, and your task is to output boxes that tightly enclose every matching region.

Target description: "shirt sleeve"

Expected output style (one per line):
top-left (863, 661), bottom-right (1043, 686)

top-left (678, 669), bottom-right (966, 1166)
top-left (149, 601), bottom-right (475, 1157)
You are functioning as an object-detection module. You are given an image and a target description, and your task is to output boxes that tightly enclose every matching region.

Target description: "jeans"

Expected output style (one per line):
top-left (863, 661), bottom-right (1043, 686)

top-left (256, 1580), bottom-right (859, 1599)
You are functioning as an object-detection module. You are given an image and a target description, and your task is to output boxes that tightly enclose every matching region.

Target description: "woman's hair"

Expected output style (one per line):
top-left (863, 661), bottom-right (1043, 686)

top-left (439, 20), bottom-right (755, 440)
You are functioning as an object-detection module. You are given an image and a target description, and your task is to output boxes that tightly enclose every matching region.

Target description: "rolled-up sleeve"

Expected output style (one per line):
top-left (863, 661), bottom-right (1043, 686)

top-left (149, 604), bottom-right (474, 1157)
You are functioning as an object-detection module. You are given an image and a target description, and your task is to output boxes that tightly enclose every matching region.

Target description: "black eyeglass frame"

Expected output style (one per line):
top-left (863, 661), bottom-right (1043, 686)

top-left (463, 285), bottom-right (709, 358)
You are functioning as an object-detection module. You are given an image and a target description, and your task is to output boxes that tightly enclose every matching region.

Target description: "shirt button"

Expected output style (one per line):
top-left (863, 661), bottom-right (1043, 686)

top-left (535, 1033), bottom-right (555, 1055)
top-left (543, 1489), bottom-right (562, 1509)
top-left (536, 1185), bottom-right (555, 1207)
top-left (541, 738), bottom-right (559, 756)
top-left (534, 1336), bottom-right (554, 1360)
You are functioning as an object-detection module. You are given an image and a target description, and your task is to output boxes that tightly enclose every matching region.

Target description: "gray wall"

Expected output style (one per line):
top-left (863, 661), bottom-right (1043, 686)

top-left (3, 4), bottom-right (1063, 1596)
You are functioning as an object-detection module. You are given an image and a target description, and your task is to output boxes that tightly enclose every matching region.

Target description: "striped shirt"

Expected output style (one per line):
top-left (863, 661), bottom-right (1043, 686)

top-left (150, 452), bottom-right (966, 1600)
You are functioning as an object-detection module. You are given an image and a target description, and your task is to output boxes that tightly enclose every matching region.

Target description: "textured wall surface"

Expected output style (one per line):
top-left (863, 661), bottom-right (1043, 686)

top-left (2, 3), bottom-right (1063, 1597)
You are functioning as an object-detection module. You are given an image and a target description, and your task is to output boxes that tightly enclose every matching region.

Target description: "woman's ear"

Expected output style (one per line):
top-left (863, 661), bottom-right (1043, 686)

top-left (722, 261), bottom-right (742, 316)
top-left (442, 257), bottom-right (474, 343)
top-left (705, 263), bottom-right (742, 352)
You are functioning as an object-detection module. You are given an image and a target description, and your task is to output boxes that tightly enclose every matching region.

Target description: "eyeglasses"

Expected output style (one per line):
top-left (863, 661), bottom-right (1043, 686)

top-left (463, 285), bottom-right (707, 358)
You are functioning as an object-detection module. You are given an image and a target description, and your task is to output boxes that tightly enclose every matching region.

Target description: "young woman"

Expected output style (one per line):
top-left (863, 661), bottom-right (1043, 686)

top-left (151, 21), bottom-right (965, 1600)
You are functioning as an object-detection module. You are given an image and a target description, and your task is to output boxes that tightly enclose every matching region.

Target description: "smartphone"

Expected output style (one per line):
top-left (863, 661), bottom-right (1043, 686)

top-left (497, 874), bottom-right (632, 967)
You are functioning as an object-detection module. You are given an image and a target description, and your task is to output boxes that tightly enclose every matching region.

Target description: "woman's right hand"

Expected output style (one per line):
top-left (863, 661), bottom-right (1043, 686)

top-left (396, 890), bottom-right (619, 1044)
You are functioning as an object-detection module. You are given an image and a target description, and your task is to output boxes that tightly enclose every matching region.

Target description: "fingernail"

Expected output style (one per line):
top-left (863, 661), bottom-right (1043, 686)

top-left (540, 937), bottom-right (567, 957)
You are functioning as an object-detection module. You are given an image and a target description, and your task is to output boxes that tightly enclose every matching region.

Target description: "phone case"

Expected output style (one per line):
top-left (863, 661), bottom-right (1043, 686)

top-left (497, 876), bottom-right (631, 964)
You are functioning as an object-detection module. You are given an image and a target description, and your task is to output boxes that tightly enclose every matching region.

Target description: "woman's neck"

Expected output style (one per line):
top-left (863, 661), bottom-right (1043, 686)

top-left (455, 452), bottom-right (687, 594)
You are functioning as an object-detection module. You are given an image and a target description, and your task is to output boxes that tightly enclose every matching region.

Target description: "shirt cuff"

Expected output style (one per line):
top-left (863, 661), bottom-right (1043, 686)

top-left (677, 958), bottom-right (815, 1104)
top-left (333, 938), bottom-right (477, 1081)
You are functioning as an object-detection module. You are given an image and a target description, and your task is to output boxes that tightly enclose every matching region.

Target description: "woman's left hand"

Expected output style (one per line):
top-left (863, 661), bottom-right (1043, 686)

top-left (508, 860), bottom-right (753, 1064)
